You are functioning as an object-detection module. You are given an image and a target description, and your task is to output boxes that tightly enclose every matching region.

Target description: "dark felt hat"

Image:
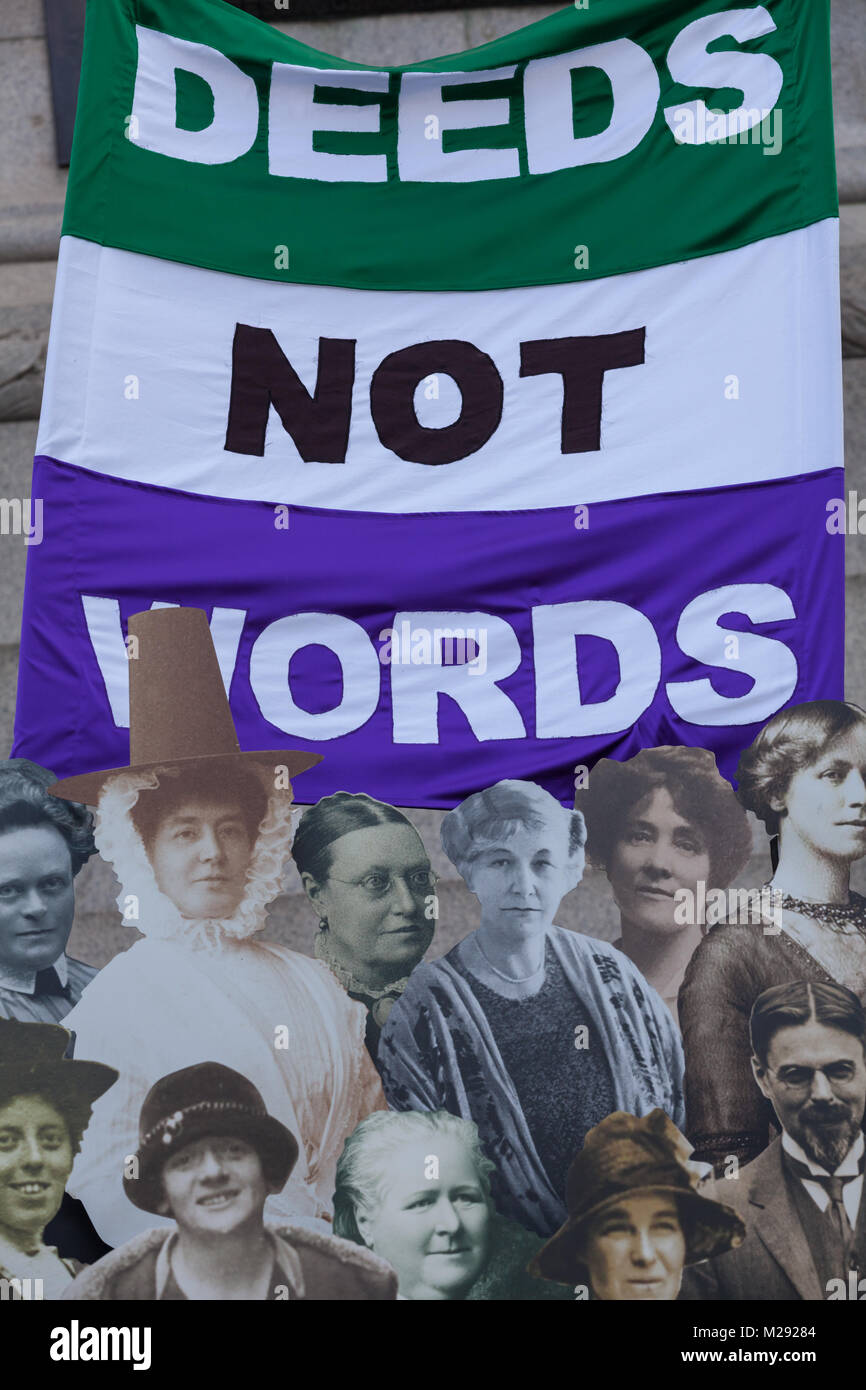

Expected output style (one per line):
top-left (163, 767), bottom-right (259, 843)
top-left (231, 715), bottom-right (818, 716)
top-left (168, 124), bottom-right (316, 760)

top-left (48, 607), bottom-right (321, 806)
top-left (0, 1018), bottom-right (118, 1109)
top-left (124, 1061), bottom-right (299, 1215)
top-left (529, 1110), bottom-right (745, 1285)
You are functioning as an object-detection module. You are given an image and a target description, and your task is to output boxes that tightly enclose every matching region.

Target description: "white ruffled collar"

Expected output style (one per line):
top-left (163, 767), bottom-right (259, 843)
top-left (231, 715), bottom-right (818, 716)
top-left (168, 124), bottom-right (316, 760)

top-left (95, 768), bottom-right (296, 950)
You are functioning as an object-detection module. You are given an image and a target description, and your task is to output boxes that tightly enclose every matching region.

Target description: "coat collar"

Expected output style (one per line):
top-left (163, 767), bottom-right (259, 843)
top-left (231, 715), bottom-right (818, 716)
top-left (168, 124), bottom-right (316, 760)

top-left (745, 1139), bottom-right (826, 1300)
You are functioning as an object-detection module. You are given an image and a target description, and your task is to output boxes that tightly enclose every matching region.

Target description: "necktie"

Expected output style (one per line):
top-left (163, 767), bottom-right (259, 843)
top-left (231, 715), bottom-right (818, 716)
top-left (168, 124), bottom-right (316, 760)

top-left (785, 1152), bottom-right (859, 1243)
top-left (34, 966), bottom-right (71, 1001)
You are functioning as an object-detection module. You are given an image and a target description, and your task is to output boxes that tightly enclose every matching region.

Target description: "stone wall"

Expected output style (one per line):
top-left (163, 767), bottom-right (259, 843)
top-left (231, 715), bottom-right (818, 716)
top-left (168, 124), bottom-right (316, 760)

top-left (0, 2), bottom-right (863, 963)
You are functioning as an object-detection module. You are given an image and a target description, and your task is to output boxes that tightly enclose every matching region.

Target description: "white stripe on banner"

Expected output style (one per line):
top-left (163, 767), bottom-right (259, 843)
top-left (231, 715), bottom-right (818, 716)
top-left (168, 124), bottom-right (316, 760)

top-left (38, 221), bottom-right (840, 513)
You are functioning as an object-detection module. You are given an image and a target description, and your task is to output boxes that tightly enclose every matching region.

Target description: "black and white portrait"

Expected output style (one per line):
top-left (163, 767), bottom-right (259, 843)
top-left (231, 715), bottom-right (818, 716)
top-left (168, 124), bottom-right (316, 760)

top-left (292, 792), bottom-right (437, 1055)
top-left (680, 699), bottom-right (866, 1170)
top-left (0, 759), bottom-right (98, 1023)
top-left (332, 1108), bottom-right (569, 1299)
top-left (576, 746), bottom-right (752, 1024)
top-left (63, 1061), bottom-right (397, 1301)
top-left (377, 778), bottom-right (685, 1236)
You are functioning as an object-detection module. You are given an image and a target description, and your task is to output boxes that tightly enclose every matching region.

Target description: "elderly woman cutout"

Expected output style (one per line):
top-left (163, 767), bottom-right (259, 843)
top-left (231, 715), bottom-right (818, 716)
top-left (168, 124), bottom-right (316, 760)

top-left (576, 747), bottom-right (752, 1025)
top-left (529, 1109), bottom-right (744, 1300)
top-left (0, 1018), bottom-right (116, 1298)
top-left (292, 792), bottom-right (436, 1056)
top-left (680, 700), bottom-right (866, 1171)
top-left (378, 779), bottom-right (685, 1237)
top-left (333, 1109), bottom-right (569, 1299)
top-left (49, 609), bottom-right (386, 1247)
top-left (0, 760), bottom-right (98, 1023)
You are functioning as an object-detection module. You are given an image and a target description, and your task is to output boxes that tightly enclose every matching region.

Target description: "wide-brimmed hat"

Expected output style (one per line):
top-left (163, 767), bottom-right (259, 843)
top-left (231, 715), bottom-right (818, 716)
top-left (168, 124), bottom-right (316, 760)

top-left (0, 1018), bottom-right (118, 1111)
top-left (124, 1061), bottom-right (299, 1215)
top-left (48, 607), bottom-right (321, 807)
top-left (529, 1110), bottom-right (745, 1285)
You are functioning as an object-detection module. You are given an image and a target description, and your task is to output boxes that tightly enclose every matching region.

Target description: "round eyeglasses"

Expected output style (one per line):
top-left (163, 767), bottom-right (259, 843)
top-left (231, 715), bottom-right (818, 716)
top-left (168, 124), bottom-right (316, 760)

top-left (766, 1061), bottom-right (860, 1094)
top-left (327, 868), bottom-right (438, 901)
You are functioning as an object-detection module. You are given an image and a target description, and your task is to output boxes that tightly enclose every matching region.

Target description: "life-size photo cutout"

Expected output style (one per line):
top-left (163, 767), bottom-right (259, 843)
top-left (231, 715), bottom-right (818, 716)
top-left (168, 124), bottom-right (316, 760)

top-left (0, 759), bottom-right (99, 1024)
top-left (576, 746), bottom-right (753, 1026)
top-left (376, 778), bottom-right (684, 1237)
top-left (63, 1062), bottom-right (397, 1302)
top-left (0, 1018), bottom-right (117, 1299)
top-left (48, 606), bottom-right (387, 1248)
top-left (680, 700), bottom-right (866, 1170)
top-left (682, 981), bottom-right (866, 1302)
top-left (292, 792), bottom-right (437, 1058)
top-left (332, 1109), bottom-right (570, 1300)
top-left (530, 1108), bottom-right (744, 1301)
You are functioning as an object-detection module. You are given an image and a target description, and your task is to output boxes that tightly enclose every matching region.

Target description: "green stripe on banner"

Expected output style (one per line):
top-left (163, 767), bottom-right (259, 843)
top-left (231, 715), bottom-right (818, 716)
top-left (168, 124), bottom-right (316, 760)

top-left (64, 0), bottom-right (836, 291)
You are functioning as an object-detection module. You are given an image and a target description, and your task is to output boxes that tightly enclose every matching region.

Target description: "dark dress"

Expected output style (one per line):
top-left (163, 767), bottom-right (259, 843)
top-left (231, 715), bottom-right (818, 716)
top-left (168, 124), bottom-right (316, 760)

top-left (678, 920), bottom-right (844, 1171)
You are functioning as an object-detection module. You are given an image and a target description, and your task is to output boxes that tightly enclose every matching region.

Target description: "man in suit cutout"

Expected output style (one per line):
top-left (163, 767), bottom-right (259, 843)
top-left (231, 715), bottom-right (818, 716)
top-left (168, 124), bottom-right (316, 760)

top-left (682, 979), bottom-right (866, 1301)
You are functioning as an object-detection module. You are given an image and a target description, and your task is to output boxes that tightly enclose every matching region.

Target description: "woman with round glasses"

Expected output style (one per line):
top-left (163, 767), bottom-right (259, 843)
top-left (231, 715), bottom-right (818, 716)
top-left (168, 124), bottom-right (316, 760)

top-left (378, 779), bottom-right (684, 1237)
top-left (293, 793), bottom-right (437, 1056)
top-left (680, 699), bottom-right (866, 1171)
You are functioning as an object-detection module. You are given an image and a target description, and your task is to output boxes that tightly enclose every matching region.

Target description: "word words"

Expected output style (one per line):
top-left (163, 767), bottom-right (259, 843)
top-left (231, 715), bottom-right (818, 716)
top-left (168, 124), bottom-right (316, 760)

top-left (378, 622), bottom-right (487, 675)
top-left (827, 492), bottom-right (866, 535)
top-left (673, 884), bottom-right (782, 933)
top-left (49, 1322), bottom-right (152, 1372)
top-left (0, 497), bottom-right (42, 546)
top-left (669, 106), bottom-right (782, 155)
top-left (225, 325), bottom-right (646, 463)
top-left (132, 8), bottom-right (783, 182)
top-left (83, 582), bottom-right (800, 744)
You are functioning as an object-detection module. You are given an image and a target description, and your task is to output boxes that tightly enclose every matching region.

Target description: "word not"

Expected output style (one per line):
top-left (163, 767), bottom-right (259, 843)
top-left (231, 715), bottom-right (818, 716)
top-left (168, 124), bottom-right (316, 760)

top-left (131, 8), bottom-right (784, 182)
top-left (826, 492), bottom-right (866, 535)
top-left (83, 582), bottom-right (799, 744)
top-left (0, 497), bottom-right (42, 546)
top-left (669, 106), bottom-right (782, 155)
top-left (49, 1322), bottom-right (152, 1371)
top-left (673, 884), bottom-right (783, 933)
top-left (378, 622), bottom-right (487, 675)
top-left (225, 326), bottom-right (646, 463)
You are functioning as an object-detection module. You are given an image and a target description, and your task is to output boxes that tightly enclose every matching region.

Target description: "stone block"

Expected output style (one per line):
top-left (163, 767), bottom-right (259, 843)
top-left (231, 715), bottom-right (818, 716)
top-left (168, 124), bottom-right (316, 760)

top-left (0, 38), bottom-right (66, 264)
top-left (273, 10), bottom-right (469, 64)
top-left (845, 357), bottom-right (866, 575)
top-left (0, 0), bottom-right (44, 42)
top-left (842, 202), bottom-right (866, 357)
top-left (846, 571), bottom-right (866, 706)
top-left (832, 0), bottom-right (866, 202)
top-left (0, 643), bottom-right (18, 758)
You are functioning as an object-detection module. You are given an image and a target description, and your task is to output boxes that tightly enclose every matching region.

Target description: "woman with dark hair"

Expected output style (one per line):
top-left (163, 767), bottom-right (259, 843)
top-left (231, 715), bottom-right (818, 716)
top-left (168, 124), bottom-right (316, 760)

top-left (293, 792), bottom-right (437, 1055)
top-left (680, 700), bottom-right (866, 1172)
top-left (332, 1109), bottom-right (569, 1300)
top-left (378, 779), bottom-right (684, 1238)
top-left (576, 747), bottom-right (752, 1024)
top-left (0, 759), bottom-right (97, 1023)
top-left (0, 1018), bottom-right (116, 1297)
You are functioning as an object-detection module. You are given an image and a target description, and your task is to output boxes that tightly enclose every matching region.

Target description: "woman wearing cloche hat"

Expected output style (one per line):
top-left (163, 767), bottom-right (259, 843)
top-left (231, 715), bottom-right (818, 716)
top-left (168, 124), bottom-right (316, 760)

top-left (0, 1018), bottom-right (117, 1298)
top-left (50, 607), bottom-right (387, 1248)
top-left (63, 1062), bottom-right (396, 1301)
top-left (529, 1110), bottom-right (745, 1300)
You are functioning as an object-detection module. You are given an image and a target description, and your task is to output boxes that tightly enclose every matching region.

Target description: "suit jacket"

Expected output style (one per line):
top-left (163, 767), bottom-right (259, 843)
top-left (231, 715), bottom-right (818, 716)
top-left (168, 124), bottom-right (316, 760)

top-left (681, 1138), bottom-right (863, 1301)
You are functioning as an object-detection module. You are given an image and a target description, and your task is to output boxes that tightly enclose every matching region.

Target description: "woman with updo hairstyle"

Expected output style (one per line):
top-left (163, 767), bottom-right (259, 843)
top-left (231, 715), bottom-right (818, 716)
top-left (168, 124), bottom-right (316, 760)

top-left (293, 792), bottom-right (437, 1056)
top-left (0, 759), bottom-right (97, 1023)
top-left (332, 1108), bottom-right (569, 1300)
top-left (576, 747), bottom-right (752, 1025)
top-left (377, 778), bottom-right (684, 1238)
top-left (680, 700), bottom-right (866, 1172)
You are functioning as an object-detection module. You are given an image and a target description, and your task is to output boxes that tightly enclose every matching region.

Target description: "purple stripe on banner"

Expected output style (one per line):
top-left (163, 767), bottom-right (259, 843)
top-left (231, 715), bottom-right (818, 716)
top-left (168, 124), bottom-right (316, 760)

top-left (13, 457), bottom-right (844, 808)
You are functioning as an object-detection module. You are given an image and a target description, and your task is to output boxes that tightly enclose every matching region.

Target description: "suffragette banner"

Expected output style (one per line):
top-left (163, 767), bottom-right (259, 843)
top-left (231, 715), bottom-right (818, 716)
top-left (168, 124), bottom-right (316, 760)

top-left (14, 0), bottom-right (844, 807)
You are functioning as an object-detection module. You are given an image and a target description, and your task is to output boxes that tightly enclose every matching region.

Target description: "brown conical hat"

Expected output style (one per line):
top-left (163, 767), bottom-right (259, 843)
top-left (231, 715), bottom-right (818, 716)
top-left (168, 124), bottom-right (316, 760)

top-left (48, 607), bottom-right (321, 806)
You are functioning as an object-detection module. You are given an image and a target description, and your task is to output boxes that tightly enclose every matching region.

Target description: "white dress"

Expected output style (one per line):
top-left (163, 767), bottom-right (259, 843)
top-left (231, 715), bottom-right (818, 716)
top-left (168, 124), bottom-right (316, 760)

top-left (64, 770), bottom-right (386, 1247)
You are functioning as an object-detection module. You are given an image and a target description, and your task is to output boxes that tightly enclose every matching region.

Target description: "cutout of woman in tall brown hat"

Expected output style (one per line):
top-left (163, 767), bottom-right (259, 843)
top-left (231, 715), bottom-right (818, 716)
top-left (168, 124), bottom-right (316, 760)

top-left (0, 1018), bottom-right (116, 1298)
top-left (49, 608), bottom-right (387, 1248)
top-left (529, 1110), bottom-right (744, 1300)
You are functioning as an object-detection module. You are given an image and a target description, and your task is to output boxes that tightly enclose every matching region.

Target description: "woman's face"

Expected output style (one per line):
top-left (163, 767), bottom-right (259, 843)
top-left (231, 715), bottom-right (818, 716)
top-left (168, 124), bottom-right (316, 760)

top-left (581, 1193), bottom-right (686, 1301)
top-left (147, 797), bottom-right (254, 918)
top-left (775, 728), bottom-right (866, 864)
top-left (463, 815), bottom-right (580, 937)
top-left (0, 825), bottom-right (75, 975)
top-left (304, 823), bottom-right (435, 986)
top-left (358, 1135), bottom-right (490, 1300)
top-left (0, 1094), bottom-right (73, 1247)
top-left (606, 787), bottom-right (711, 936)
